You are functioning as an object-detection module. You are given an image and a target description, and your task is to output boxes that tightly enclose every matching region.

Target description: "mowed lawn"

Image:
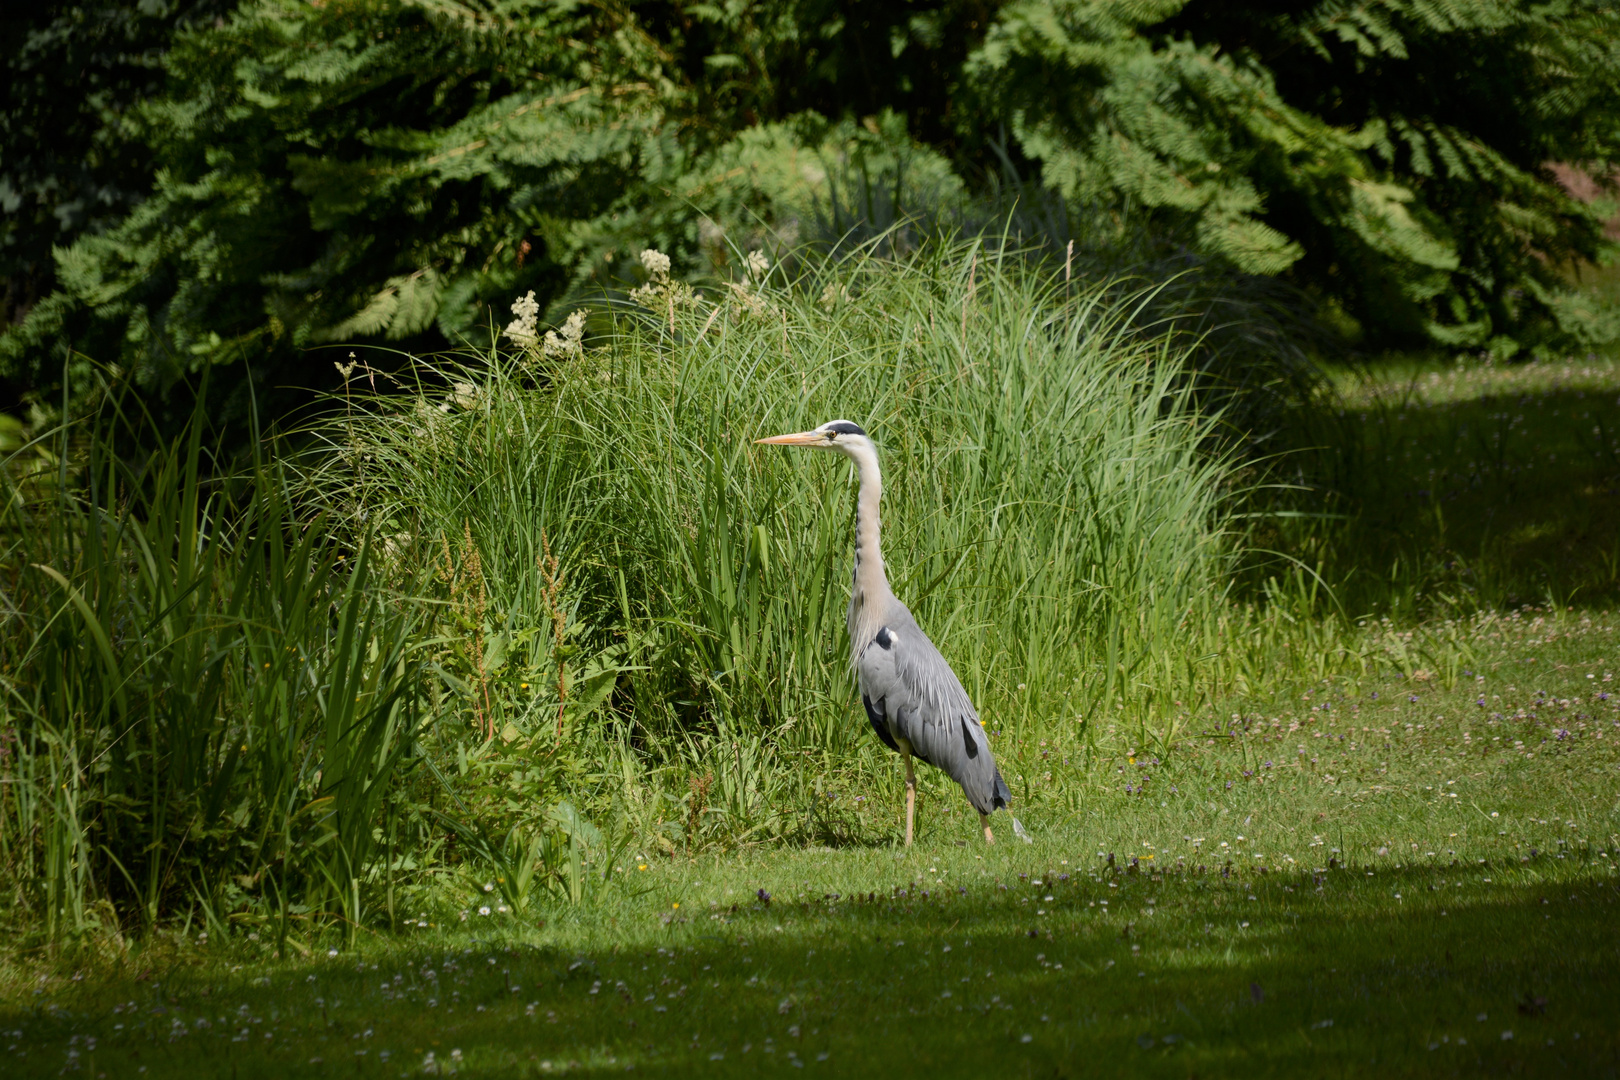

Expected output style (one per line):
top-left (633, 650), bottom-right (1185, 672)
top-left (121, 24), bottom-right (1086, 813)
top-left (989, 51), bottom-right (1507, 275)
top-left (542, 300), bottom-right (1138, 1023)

top-left (7, 607), bottom-right (1618, 1078)
top-left (1325, 352), bottom-right (1620, 607)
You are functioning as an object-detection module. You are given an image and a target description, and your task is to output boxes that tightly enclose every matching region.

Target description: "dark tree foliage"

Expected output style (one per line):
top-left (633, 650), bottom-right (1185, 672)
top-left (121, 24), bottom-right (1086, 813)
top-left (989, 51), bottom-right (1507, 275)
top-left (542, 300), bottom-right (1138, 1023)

top-left (0, 3), bottom-right (236, 331)
top-left (0, 1), bottom-right (978, 421)
top-left (3, 0), bottom-right (1618, 421)
top-left (973, 0), bottom-right (1620, 350)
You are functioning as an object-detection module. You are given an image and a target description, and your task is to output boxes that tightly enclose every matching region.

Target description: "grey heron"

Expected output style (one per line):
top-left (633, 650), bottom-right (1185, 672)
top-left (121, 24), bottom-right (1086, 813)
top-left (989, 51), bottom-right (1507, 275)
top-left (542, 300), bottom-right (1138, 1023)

top-left (757, 420), bottom-right (1019, 846)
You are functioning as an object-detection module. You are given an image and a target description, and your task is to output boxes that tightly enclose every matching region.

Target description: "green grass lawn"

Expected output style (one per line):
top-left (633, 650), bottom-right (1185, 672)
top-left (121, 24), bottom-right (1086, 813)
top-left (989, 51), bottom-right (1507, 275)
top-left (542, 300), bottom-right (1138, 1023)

top-left (7, 605), bottom-right (1618, 1078)
top-left (1319, 352), bottom-right (1620, 611)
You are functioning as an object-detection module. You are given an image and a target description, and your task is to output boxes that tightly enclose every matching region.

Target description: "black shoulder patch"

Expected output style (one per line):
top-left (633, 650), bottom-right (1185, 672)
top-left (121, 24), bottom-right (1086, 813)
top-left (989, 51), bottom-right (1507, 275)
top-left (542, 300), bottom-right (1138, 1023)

top-left (826, 420), bottom-right (866, 436)
top-left (961, 718), bottom-right (979, 759)
top-left (874, 626), bottom-right (892, 650)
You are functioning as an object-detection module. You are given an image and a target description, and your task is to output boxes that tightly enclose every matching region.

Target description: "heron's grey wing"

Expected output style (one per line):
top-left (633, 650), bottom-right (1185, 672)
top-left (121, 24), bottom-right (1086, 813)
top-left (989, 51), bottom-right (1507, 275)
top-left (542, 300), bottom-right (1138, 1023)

top-left (857, 606), bottom-right (1010, 815)
top-left (855, 629), bottom-right (902, 753)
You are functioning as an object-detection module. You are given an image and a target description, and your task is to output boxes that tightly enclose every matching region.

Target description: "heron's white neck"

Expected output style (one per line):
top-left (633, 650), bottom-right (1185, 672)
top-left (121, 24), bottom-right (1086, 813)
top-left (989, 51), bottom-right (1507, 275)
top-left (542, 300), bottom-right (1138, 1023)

top-left (845, 441), bottom-right (893, 658)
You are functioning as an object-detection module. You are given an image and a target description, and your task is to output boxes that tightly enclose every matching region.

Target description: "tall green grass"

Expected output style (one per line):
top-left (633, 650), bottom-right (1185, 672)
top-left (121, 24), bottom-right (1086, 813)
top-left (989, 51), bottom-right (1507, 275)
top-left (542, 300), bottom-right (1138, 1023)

top-left (312, 243), bottom-right (1248, 844)
top-left (0, 392), bottom-right (426, 947)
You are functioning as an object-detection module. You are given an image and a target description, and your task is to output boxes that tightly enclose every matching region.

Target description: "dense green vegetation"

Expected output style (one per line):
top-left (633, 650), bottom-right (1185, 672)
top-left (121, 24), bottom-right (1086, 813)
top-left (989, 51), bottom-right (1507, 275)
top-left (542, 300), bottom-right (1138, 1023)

top-left (5, 242), bottom-right (1618, 950)
top-left (0, 387), bottom-right (427, 943)
top-left (5, 6), bottom-right (1620, 1074)
top-left (4, 247), bottom-right (1248, 940)
top-left (4, 220), bottom-right (1619, 1079)
top-left (5, 1), bottom-right (1620, 415)
top-left (0, 1), bottom-right (235, 332)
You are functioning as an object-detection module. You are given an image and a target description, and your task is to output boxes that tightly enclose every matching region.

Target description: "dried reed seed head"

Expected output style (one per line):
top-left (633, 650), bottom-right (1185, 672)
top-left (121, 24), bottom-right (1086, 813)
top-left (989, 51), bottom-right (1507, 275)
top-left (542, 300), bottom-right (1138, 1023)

top-left (438, 532), bottom-right (456, 586)
top-left (461, 521), bottom-right (483, 582)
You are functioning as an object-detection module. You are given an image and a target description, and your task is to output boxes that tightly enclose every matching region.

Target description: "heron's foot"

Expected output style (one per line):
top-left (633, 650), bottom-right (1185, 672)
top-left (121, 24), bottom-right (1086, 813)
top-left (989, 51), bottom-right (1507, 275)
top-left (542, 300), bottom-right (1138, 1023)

top-left (981, 813), bottom-right (994, 844)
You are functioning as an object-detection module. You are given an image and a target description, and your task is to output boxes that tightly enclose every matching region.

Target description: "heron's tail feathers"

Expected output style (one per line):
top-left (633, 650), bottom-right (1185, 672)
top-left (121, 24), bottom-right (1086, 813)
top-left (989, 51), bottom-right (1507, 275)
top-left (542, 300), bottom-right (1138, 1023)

top-left (990, 769), bottom-right (1012, 811)
top-left (1010, 816), bottom-right (1033, 844)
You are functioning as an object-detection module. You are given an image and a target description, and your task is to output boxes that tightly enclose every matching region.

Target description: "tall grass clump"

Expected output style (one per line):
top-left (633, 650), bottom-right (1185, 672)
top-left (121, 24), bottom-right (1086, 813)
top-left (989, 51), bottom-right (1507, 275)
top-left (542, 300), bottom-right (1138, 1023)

top-left (314, 242), bottom-right (1241, 844)
top-left (0, 391), bottom-right (427, 948)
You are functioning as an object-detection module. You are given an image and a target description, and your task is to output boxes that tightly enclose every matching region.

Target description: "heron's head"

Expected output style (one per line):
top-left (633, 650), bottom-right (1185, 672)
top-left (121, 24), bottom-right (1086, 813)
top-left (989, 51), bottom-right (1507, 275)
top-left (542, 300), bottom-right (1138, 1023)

top-left (754, 419), bottom-right (870, 456)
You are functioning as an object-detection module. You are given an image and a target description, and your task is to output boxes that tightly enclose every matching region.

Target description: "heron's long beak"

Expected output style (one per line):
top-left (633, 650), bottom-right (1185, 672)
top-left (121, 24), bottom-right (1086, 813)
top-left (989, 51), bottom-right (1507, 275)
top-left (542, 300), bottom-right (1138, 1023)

top-left (754, 431), bottom-right (823, 446)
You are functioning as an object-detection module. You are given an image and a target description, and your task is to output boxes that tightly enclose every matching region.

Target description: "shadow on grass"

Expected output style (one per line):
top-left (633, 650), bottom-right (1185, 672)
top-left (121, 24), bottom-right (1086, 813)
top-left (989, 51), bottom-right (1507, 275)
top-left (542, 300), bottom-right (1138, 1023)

top-left (1270, 375), bottom-right (1620, 613)
top-left (9, 860), bottom-right (1616, 1078)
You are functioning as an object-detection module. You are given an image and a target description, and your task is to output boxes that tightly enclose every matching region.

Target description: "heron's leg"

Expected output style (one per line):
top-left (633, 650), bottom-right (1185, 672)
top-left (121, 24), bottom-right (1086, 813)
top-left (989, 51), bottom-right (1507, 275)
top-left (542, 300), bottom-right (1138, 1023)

top-left (903, 751), bottom-right (916, 847)
top-left (980, 812), bottom-right (994, 845)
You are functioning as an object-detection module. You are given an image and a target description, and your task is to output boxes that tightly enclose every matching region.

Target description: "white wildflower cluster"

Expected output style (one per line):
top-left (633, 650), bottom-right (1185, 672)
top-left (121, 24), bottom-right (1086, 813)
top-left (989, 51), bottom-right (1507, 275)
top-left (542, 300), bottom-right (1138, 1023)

top-left (628, 248), bottom-right (670, 308)
top-left (725, 280), bottom-right (765, 316)
top-left (630, 247), bottom-right (694, 311)
top-left (641, 247), bottom-right (671, 278)
top-left (541, 309), bottom-right (586, 360)
top-left (724, 249), bottom-right (774, 317)
top-left (445, 381), bottom-right (480, 412)
top-left (503, 290), bottom-right (541, 348)
top-left (504, 290), bottom-right (587, 363)
top-left (744, 248), bottom-right (770, 280)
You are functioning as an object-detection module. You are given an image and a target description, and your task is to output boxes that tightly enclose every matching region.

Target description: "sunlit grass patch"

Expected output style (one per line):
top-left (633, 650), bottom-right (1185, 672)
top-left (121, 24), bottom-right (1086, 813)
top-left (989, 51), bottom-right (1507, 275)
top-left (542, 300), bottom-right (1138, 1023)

top-left (1331, 352), bottom-right (1620, 409)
